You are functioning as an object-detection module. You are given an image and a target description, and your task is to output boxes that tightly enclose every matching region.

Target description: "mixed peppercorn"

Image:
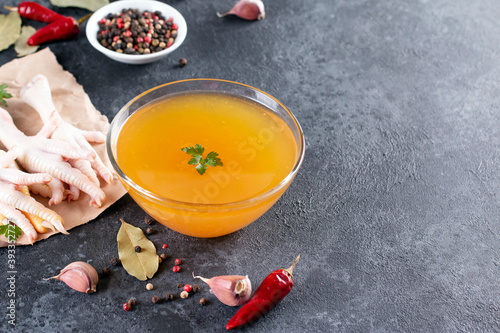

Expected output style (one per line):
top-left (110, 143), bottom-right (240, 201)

top-left (96, 8), bottom-right (179, 55)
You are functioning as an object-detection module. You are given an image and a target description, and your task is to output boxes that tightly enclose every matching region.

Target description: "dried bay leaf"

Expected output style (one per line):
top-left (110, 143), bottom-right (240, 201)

top-left (0, 12), bottom-right (21, 52)
top-left (50, 0), bottom-right (109, 12)
top-left (117, 219), bottom-right (159, 281)
top-left (15, 26), bottom-right (39, 57)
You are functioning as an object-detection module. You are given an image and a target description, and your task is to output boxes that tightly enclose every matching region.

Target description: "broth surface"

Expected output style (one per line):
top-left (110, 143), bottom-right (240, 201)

top-left (117, 92), bottom-right (297, 204)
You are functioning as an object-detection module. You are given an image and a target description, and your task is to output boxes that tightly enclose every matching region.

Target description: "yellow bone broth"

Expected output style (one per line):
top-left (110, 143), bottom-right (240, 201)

top-left (116, 92), bottom-right (298, 237)
top-left (117, 92), bottom-right (297, 203)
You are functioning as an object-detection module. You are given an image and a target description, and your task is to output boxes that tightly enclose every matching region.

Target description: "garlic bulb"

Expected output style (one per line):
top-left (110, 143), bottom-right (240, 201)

top-left (193, 273), bottom-right (252, 306)
top-left (217, 0), bottom-right (266, 21)
top-left (46, 261), bottom-right (98, 294)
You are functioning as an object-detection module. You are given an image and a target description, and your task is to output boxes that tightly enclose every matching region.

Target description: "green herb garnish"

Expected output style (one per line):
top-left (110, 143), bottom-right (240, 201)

top-left (0, 222), bottom-right (22, 242)
top-left (181, 144), bottom-right (223, 175)
top-left (0, 84), bottom-right (12, 107)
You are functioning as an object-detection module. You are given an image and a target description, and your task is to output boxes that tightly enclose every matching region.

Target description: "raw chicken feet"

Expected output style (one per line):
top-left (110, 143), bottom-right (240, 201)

top-left (0, 107), bottom-right (106, 207)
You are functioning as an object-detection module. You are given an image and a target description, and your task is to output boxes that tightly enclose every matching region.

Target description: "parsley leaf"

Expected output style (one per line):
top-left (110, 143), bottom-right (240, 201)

top-left (0, 222), bottom-right (22, 242)
top-left (182, 144), bottom-right (223, 175)
top-left (205, 151), bottom-right (223, 167)
top-left (0, 84), bottom-right (12, 107)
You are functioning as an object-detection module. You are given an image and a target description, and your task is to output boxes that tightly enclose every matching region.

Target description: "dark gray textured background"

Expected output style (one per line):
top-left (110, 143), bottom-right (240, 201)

top-left (1, 0), bottom-right (499, 332)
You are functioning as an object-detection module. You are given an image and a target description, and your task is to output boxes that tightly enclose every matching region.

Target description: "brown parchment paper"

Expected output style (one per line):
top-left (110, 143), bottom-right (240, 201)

top-left (0, 48), bottom-right (127, 247)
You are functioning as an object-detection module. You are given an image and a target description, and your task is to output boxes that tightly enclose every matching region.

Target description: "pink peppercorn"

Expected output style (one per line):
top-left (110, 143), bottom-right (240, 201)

top-left (174, 258), bottom-right (181, 265)
top-left (183, 284), bottom-right (192, 292)
top-left (162, 244), bottom-right (168, 249)
top-left (123, 302), bottom-right (131, 311)
top-left (172, 265), bottom-right (180, 273)
top-left (171, 23), bottom-right (178, 30)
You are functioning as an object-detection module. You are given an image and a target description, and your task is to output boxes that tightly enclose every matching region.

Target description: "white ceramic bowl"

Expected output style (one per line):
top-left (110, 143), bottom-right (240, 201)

top-left (86, 0), bottom-right (187, 64)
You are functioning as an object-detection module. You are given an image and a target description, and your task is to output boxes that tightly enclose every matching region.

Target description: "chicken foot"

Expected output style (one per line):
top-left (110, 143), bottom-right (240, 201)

top-left (21, 74), bottom-right (113, 186)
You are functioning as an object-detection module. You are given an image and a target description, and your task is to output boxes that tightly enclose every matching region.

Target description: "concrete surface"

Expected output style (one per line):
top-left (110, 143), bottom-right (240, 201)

top-left (0, 0), bottom-right (499, 332)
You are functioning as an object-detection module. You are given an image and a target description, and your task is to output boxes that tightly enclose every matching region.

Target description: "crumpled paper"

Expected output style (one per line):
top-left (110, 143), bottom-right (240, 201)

top-left (0, 48), bottom-right (127, 246)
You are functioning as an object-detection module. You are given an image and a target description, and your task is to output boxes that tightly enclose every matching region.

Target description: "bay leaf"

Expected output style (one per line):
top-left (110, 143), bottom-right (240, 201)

top-left (0, 12), bottom-right (22, 52)
top-left (50, 0), bottom-right (109, 12)
top-left (117, 219), bottom-right (159, 281)
top-left (15, 26), bottom-right (39, 57)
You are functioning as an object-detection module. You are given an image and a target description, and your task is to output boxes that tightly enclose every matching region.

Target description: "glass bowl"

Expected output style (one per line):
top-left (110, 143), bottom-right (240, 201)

top-left (107, 79), bottom-right (305, 237)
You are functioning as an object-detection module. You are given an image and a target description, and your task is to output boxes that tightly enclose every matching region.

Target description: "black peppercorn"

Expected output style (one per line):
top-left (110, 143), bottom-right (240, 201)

top-left (199, 298), bottom-right (208, 306)
top-left (102, 267), bottom-right (111, 277)
top-left (165, 293), bottom-right (174, 301)
top-left (110, 257), bottom-right (121, 266)
top-left (192, 284), bottom-right (201, 293)
top-left (135, 245), bottom-right (141, 253)
top-left (177, 283), bottom-right (184, 288)
top-left (160, 253), bottom-right (167, 260)
top-left (152, 295), bottom-right (161, 304)
top-left (145, 215), bottom-right (155, 225)
top-left (128, 298), bottom-right (136, 306)
top-left (179, 58), bottom-right (187, 67)
top-left (145, 227), bottom-right (155, 235)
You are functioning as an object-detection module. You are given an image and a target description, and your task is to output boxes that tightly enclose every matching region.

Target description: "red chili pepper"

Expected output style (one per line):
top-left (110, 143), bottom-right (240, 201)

top-left (225, 254), bottom-right (300, 330)
top-left (27, 16), bottom-right (80, 46)
top-left (5, 2), bottom-right (63, 23)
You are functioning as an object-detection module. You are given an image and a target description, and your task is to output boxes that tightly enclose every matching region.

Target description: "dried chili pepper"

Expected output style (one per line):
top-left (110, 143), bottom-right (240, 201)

top-left (5, 2), bottom-right (63, 23)
top-left (225, 254), bottom-right (300, 330)
top-left (27, 16), bottom-right (80, 46)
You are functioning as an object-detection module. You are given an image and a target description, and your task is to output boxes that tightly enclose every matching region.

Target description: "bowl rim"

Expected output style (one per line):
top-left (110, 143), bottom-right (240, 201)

top-left (85, 0), bottom-right (187, 62)
top-left (107, 78), bottom-right (306, 211)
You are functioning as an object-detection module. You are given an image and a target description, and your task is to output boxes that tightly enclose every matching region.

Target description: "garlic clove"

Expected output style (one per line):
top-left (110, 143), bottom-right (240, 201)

top-left (193, 273), bottom-right (252, 306)
top-left (46, 261), bottom-right (98, 294)
top-left (217, 0), bottom-right (266, 21)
